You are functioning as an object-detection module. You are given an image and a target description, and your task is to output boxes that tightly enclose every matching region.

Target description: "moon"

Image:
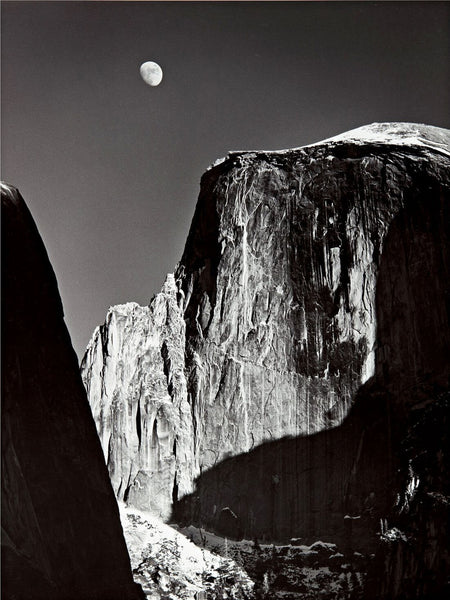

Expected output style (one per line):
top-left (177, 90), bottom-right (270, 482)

top-left (140, 61), bottom-right (163, 87)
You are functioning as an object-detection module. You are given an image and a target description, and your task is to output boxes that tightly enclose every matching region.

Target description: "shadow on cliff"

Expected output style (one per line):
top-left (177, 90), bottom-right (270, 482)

top-left (172, 174), bottom-right (449, 560)
top-left (173, 380), bottom-right (394, 549)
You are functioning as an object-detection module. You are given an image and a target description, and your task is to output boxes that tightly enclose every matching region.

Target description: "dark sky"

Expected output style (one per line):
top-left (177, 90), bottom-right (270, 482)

top-left (2, 1), bottom-right (449, 359)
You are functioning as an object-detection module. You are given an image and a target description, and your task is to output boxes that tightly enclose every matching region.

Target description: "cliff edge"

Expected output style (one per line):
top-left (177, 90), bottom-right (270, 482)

top-left (1, 184), bottom-right (144, 600)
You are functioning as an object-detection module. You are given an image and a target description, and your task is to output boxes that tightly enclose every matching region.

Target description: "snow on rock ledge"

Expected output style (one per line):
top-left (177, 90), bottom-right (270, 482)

top-left (315, 122), bottom-right (450, 156)
top-left (209, 122), bottom-right (450, 169)
top-left (119, 503), bottom-right (253, 599)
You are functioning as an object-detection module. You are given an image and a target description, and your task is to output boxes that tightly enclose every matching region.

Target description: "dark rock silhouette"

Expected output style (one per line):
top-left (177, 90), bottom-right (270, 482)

top-left (1, 184), bottom-right (144, 600)
top-left (369, 174), bottom-right (450, 599)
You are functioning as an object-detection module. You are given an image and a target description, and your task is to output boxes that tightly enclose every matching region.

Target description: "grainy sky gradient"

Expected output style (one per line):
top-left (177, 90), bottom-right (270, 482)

top-left (2, 1), bottom-right (449, 358)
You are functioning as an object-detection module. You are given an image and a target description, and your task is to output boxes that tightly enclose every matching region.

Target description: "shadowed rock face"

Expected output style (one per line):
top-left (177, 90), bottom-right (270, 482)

top-left (368, 182), bottom-right (450, 600)
top-left (173, 381), bottom-right (395, 549)
top-left (1, 184), bottom-right (144, 600)
top-left (81, 124), bottom-right (450, 535)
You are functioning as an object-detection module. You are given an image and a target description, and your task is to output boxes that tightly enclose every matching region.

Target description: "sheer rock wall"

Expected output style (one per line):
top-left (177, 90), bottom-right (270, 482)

top-left (81, 124), bottom-right (450, 537)
top-left (82, 277), bottom-right (193, 520)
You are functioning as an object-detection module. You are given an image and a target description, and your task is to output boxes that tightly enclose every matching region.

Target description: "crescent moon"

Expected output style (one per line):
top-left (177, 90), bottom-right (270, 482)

top-left (140, 61), bottom-right (163, 87)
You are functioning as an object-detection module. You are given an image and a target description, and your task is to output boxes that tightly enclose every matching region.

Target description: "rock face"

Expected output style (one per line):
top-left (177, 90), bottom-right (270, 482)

top-left (82, 278), bottom-right (193, 520)
top-left (1, 184), bottom-right (144, 600)
top-left (371, 392), bottom-right (450, 600)
top-left (82, 123), bottom-right (449, 528)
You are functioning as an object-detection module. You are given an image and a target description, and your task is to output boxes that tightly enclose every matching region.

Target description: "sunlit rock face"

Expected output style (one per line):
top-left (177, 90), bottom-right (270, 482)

top-left (1, 184), bottom-right (144, 600)
top-left (82, 276), bottom-right (194, 520)
top-left (81, 123), bottom-right (450, 531)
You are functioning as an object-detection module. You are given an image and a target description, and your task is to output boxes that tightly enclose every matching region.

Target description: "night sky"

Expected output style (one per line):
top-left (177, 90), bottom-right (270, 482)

top-left (2, 1), bottom-right (449, 358)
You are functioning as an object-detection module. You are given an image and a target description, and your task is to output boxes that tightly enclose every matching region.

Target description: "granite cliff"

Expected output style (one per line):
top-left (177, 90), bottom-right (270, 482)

top-left (81, 123), bottom-right (450, 596)
top-left (1, 184), bottom-right (144, 600)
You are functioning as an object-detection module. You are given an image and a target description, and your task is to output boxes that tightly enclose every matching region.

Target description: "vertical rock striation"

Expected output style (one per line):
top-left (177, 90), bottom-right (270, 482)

top-left (81, 123), bottom-right (450, 545)
top-left (82, 276), bottom-right (194, 519)
top-left (1, 184), bottom-right (144, 600)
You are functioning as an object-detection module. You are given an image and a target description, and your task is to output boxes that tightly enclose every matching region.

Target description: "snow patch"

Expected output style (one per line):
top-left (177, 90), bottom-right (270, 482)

top-left (119, 503), bottom-right (253, 599)
top-left (1, 182), bottom-right (14, 193)
top-left (310, 122), bottom-right (450, 157)
top-left (206, 122), bottom-right (450, 171)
